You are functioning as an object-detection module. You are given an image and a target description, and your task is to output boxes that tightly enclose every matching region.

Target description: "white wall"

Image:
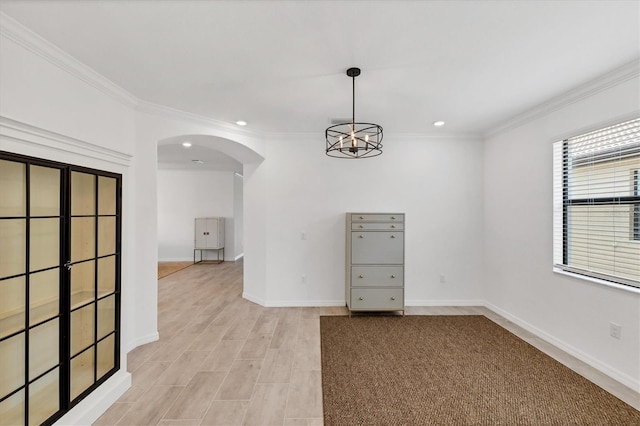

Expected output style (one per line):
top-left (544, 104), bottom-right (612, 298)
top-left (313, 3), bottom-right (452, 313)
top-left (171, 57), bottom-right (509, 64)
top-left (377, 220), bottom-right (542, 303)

top-left (241, 133), bottom-right (485, 306)
top-left (234, 172), bottom-right (244, 258)
top-left (483, 77), bottom-right (640, 391)
top-left (157, 169), bottom-right (236, 261)
top-left (0, 20), bottom-right (135, 424)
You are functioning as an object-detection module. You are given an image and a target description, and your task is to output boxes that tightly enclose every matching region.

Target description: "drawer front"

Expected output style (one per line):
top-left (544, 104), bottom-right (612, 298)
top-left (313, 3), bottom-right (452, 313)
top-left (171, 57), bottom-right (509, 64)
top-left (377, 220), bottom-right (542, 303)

top-left (351, 222), bottom-right (404, 231)
top-left (351, 288), bottom-right (404, 310)
top-left (351, 213), bottom-right (404, 223)
top-left (351, 232), bottom-right (404, 264)
top-left (351, 266), bottom-right (403, 287)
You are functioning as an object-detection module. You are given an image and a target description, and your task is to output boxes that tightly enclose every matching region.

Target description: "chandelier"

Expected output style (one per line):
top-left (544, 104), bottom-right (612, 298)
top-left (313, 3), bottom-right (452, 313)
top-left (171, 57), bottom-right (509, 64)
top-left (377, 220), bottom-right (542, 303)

top-left (325, 67), bottom-right (383, 158)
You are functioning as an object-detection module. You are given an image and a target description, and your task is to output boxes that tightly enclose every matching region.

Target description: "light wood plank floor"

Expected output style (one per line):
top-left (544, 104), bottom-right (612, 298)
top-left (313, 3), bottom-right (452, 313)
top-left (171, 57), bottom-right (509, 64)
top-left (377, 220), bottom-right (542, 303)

top-left (94, 261), bottom-right (639, 425)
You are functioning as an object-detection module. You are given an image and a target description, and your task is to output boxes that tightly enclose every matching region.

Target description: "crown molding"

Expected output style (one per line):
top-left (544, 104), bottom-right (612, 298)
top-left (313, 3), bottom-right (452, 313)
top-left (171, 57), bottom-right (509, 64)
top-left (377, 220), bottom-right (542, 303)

top-left (485, 59), bottom-right (640, 139)
top-left (0, 115), bottom-right (132, 166)
top-left (4, 11), bottom-right (635, 144)
top-left (0, 12), bottom-right (139, 108)
top-left (266, 130), bottom-right (482, 141)
top-left (135, 100), bottom-right (263, 139)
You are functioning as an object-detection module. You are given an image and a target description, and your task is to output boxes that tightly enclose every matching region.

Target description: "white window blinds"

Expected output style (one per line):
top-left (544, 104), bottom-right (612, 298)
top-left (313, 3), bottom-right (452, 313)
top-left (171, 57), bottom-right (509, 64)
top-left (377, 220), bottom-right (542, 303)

top-left (553, 118), bottom-right (640, 288)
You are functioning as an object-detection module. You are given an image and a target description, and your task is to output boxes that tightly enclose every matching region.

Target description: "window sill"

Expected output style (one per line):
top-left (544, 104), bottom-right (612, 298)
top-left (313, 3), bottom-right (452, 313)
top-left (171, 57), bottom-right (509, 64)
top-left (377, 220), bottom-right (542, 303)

top-left (553, 268), bottom-right (640, 295)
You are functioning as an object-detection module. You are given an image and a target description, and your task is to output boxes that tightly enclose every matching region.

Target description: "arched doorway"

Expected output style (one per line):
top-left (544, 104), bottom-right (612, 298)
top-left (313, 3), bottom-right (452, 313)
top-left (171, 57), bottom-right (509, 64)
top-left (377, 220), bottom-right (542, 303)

top-left (156, 134), bottom-right (263, 288)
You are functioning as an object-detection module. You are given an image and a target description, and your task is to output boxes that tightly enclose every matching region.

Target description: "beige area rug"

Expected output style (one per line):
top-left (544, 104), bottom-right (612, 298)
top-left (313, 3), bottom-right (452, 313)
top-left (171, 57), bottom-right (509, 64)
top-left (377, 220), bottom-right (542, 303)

top-left (320, 315), bottom-right (640, 426)
top-left (157, 261), bottom-right (193, 279)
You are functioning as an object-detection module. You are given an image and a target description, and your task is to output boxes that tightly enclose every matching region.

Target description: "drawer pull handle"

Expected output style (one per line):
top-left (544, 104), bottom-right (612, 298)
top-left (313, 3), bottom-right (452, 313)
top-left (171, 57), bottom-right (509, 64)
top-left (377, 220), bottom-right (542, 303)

top-left (358, 274), bottom-right (364, 278)
top-left (391, 275), bottom-right (396, 278)
top-left (359, 225), bottom-right (364, 228)
top-left (391, 225), bottom-right (396, 228)
top-left (359, 297), bottom-right (364, 300)
top-left (390, 235), bottom-right (396, 239)
top-left (391, 216), bottom-right (396, 219)
top-left (391, 297), bottom-right (396, 301)
top-left (359, 235), bottom-right (364, 238)
top-left (359, 216), bottom-right (364, 219)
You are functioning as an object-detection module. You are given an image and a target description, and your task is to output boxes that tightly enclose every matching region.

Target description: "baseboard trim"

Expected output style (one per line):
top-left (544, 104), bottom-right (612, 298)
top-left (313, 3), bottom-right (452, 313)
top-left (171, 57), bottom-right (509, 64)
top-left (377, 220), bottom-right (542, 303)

top-left (235, 253), bottom-right (244, 261)
top-left (405, 299), bottom-right (484, 307)
top-left (157, 258), bottom-right (193, 262)
top-left (264, 299), bottom-right (346, 308)
top-left (53, 370), bottom-right (131, 425)
top-left (242, 292), bottom-right (266, 306)
top-left (484, 302), bottom-right (639, 392)
top-left (125, 331), bottom-right (159, 353)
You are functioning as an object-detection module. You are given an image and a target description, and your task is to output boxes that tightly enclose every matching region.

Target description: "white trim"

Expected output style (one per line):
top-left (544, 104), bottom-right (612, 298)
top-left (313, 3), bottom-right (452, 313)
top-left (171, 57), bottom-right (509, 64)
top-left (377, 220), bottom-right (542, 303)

top-left (486, 59), bottom-right (640, 138)
top-left (53, 371), bottom-right (131, 426)
top-left (3, 10), bottom-right (637, 145)
top-left (484, 302), bottom-right (639, 392)
top-left (263, 299), bottom-right (346, 308)
top-left (553, 268), bottom-right (640, 295)
top-left (234, 253), bottom-right (245, 261)
top-left (157, 258), bottom-right (194, 262)
top-left (0, 116), bottom-right (132, 166)
top-left (126, 332), bottom-right (159, 353)
top-left (242, 292), bottom-right (266, 306)
top-left (405, 299), bottom-right (485, 306)
top-left (135, 100), bottom-right (262, 138)
top-left (0, 12), bottom-right (138, 108)
top-left (266, 131), bottom-right (483, 141)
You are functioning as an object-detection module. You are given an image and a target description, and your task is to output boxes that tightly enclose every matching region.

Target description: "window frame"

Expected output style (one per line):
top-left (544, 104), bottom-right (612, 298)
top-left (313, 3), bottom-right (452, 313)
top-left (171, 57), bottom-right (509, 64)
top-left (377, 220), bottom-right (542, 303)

top-left (553, 119), bottom-right (640, 290)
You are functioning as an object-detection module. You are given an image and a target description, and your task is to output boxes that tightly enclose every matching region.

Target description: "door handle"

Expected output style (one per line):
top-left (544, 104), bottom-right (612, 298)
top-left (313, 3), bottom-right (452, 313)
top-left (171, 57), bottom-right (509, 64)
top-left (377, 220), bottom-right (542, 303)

top-left (64, 261), bottom-right (72, 271)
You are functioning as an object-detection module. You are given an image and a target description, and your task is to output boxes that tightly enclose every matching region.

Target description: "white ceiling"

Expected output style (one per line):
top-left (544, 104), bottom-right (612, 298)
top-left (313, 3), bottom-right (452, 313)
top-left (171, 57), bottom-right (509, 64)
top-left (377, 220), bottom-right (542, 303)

top-left (1, 1), bottom-right (638, 142)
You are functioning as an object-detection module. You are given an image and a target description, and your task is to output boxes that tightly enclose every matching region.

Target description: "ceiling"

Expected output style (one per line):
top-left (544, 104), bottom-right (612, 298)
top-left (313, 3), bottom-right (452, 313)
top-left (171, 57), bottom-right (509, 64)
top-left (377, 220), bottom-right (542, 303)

top-left (1, 1), bottom-right (639, 165)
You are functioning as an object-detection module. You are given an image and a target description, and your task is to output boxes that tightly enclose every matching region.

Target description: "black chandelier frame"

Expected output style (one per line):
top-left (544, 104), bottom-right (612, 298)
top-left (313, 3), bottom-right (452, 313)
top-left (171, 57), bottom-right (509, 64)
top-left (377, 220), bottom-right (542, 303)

top-left (325, 67), bottom-right (383, 159)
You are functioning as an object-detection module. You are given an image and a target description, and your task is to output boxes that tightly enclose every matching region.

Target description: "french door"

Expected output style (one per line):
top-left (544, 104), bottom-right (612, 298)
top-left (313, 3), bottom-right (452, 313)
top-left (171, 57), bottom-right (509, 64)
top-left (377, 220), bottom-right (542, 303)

top-left (0, 152), bottom-right (121, 425)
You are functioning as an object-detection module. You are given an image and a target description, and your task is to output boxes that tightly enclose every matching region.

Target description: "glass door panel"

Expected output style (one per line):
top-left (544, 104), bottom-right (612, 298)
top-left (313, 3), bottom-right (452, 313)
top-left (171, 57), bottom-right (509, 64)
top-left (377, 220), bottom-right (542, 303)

top-left (29, 166), bottom-right (59, 217)
top-left (0, 333), bottom-right (25, 397)
top-left (0, 219), bottom-right (26, 278)
top-left (97, 256), bottom-right (115, 296)
top-left (71, 172), bottom-right (95, 216)
top-left (0, 277), bottom-right (25, 338)
top-left (70, 261), bottom-right (94, 309)
top-left (0, 389), bottom-right (24, 426)
top-left (70, 349), bottom-right (94, 401)
top-left (98, 177), bottom-right (116, 216)
top-left (28, 320), bottom-right (58, 380)
top-left (0, 159), bottom-right (26, 217)
top-left (29, 218), bottom-right (59, 272)
top-left (70, 218), bottom-right (95, 262)
top-left (28, 368), bottom-right (59, 426)
top-left (97, 296), bottom-right (115, 340)
top-left (29, 270), bottom-right (59, 327)
top-left (70, 304), bottom-right (94, 357)
top-left (97, 217), bottom-right (116, 257)
top-left (97, 335), bottom-right (115, 380)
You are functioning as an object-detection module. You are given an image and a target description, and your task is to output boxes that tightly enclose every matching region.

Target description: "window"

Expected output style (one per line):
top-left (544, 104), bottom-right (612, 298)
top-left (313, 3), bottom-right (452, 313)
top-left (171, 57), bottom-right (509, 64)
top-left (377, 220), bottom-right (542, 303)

top-left (553, 118), bottom-right (640, 289)
top-left (634, 170), bottom-right (639, 241)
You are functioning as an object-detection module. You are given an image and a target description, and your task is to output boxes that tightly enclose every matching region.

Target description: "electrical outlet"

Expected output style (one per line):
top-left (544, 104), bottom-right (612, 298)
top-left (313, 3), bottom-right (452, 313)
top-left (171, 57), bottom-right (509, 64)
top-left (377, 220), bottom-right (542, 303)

top-left (610, 322), bottom-right (621, 339)
top-left (301, 274), bottom-right (307, 284)
top-left (301, 232), bottom-right (307, 240)
top-left (439, 274), bottom-right (445, 283)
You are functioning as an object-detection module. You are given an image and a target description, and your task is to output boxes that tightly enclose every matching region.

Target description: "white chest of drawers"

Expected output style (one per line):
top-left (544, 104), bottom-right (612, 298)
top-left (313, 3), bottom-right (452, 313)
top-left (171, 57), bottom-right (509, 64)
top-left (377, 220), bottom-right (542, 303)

top-left (346, 213), bottom-right (405, 314)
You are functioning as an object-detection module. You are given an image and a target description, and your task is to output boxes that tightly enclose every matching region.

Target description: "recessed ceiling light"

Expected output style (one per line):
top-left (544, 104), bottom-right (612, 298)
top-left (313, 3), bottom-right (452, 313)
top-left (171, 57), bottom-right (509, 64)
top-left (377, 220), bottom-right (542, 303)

top-left (235, 120), bottom-right (247, 126)
top-left (192, 159), bottom-right (204, 164)
top-left (182, 142), bottom-right (192, 147)
top-left (433, 121), bottom-right (445, 127)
